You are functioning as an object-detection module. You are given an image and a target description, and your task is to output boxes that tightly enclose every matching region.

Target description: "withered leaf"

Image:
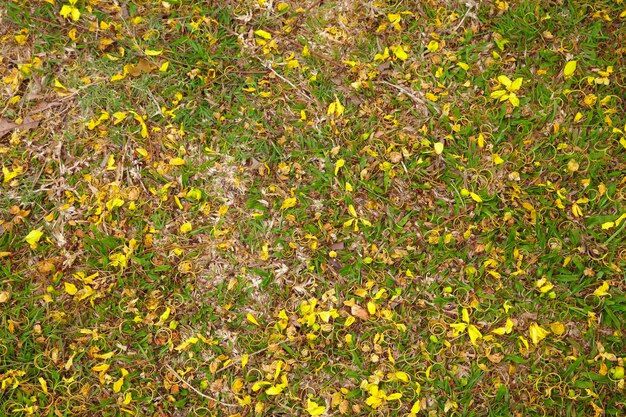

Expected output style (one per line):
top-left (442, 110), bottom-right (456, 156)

top-left (127, 59), bottom-right (155, 77)
top-left (351, 304), bottom-right (370, 320)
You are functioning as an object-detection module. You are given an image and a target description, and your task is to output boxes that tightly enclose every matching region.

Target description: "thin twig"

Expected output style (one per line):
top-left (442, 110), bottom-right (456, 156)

top-left (164, 364), bottom-right (238, 407)
top-left (261, 61), bottom-right (315, 102)
top-left (379, 80), bottom-right (439, 115)
top-left (379, 80), bottom-right (426, 105)
top-left (452, 4), bottom-right (475, 32)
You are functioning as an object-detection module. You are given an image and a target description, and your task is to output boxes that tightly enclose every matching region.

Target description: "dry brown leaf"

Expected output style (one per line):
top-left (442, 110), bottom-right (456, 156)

top-left (127, 59), bottom-right (156, 77)
top-left (487, 352), bottom-right (504, 363)
top-left (0, 117), bottom-right (40, 138)
top-left (351, 304), bottom-right (370, 320)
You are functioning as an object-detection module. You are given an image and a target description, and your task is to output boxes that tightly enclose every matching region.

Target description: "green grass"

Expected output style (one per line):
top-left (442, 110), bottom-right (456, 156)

top-left (1, 0), bottom-right (625, 416)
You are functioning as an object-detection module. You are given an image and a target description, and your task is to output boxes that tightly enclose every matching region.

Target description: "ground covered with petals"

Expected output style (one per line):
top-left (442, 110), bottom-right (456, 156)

top-left (1, 1), bottom-right (625, 416)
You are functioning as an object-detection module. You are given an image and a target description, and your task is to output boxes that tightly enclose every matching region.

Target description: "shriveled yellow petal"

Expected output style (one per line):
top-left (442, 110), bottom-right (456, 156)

top-left (305, 400), bottom-right (326, 416)
top-left (390, 45), bottom-right (408, 61)
top-left (280, 197), bottom-right (297, 210)
top-left (529, 322), bottom-right (550, 345)
top-left (467, 324), bottom-right (483, 345)
top-left (179, 222), bottom-right (192, 234)
top-left (593, 281), bottom-right (610, 297)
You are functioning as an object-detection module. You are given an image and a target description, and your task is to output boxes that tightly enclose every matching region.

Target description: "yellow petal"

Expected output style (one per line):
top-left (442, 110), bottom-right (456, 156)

top-left (280, 197), bottom-right (297, 210)
top-left (334, 159), bottom-right (345, 175)
top-left (169, 157), bottom-right (186, 166)
top-left (593, 281), bottom-right (610, 297)
top-left (529, 322), bottom-right (550, 345)
top-left (467, 324), bottom-right (483, 345)
top-left (564, 60), bottom-right (577, 77)
top-left (54, 79), bottom-right (67, 90)
top-left (24, 229), bottom-right (43, 246)
top-left (186, 188), bottom-right (202, 200)
top-left (450, 323), bottom-right (467, 333)
top-left (305, 400), bottom-right (326, 416)
top-left (113, 377), bottom-right (124, 393)
top-left (390, 45), bottom-right (408, 61)
top-left (504, 318), bottom-right (513, 333)
top-left (394, 371), bottom-right (409, 382)
top-left (469, 192), bottom-right (483, 203)
top-left (497, 75), bottom-right (512, 87)
top-left (462, 308), bottom-right (470, 324)
top-left (145, 49), bottom-right (163, 56)
top-left (334, 98), bottom-right (345, 116)
top-left (433, 142), bottom-right (444, 155)
top-left (254, 29), bottom-right (272, 39)
top-left (601, 221), bottom-right (614, 230)
top-left (159, 307), bottom-right (171, 323)
top-left (179, 222), bottom-right (192, 234)
top-left (327, 101), bottom-right (336, 115)
top-left (64, 282), bottom-right (78, 295)
top-left (387, 13), bottom-right (401, 23)
top-left (367, 301), bottom-right (376, 315)
top-left (492, 326), bottom-right (507, 335)
top-left (550, 322), bottom-right (565, 336)
top-left (38, 377), bottom-right (48, 394)
top-left (59, 5), bottom-right (72, 18)
top-left (247, 313), bottom-right (260, 326)
top-left (265, 384), bottom-right (284, 395)
top-left (92, 363), bottom-right (110, 373)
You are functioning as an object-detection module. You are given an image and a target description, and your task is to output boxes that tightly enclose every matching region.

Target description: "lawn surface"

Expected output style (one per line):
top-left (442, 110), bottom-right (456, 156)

top-left (1, 0), bottom-right (625, 416)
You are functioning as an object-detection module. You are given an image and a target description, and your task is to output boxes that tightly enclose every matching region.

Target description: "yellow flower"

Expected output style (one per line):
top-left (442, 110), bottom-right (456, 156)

top-left (490, 75), bottom-right (523, 107)
top-left (305, 399), bottom-right (326, 416)
top-left (60, 0), bottom-right (81, 21)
